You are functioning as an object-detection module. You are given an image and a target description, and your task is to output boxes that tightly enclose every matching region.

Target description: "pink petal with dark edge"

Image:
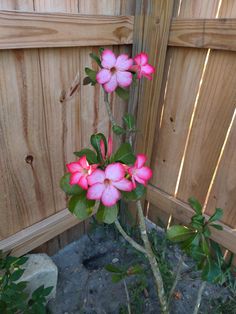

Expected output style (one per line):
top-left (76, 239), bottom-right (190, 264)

top-left (136, 167), bottom-right (152, 180)
top-left (103, 74), bottom-right (118, 93)
top-left (105, 163), bottom-right (125, 182)
top-left (79, 155), bottom-right (89, 169)
top-left (70, 172), bottom-right (83, 185)
top-left (101, 185), bottom-right (120, 207)
top-left (87, 169), bottom-right (105, 185)
top-left (101, 49), bottom-right (116, 69)
top-left (96, 69), bottom-right (111, 84)
top-left (66, 162), bottom-right (82, 173)
top-left (135, 154), bottom-right (147, 168)
top-left (112, 178), bottom-right (133, 191)
top-left (116, 71), bottom-right (132, 88)
top-left (115, 54), bottom-right (133, 71)
top-left (87, 183), bottom-right (105, 200)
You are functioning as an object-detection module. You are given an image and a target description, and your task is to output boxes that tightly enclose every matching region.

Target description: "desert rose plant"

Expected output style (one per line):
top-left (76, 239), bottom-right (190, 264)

top-left (60, 48), bottom-right (170, 313)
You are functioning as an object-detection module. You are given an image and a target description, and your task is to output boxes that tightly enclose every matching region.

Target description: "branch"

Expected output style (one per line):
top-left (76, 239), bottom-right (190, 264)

top-left (136, 200), bottom-right (169, 314)
top-left (123, 279), bottom-right (131, 314)
top-left (193, 281), bottom-right (206, 314)
top-left (167, 255), bottom-right (184, 306)
top-left (104, 92), bottom-right (116, 127)
top-left (114, 219), bottom-right (146, 254)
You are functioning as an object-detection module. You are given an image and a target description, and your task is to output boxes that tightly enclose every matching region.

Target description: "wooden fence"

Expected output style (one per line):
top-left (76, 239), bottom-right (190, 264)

top-left (0, 0), bottom-right (235, 256)
top-left (133, 0), bottom-right (236, 254)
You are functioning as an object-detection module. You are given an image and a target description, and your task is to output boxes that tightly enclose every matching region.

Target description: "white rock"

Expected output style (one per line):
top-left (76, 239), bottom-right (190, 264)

top-left (18, 253), bottom-right (58, 301)
top-left (112, 258), bottom-right (119, 264)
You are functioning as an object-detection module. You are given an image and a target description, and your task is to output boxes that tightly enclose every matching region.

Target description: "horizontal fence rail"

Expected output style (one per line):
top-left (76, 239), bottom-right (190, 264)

top-left (0, 11), bottom-right (134, 49)
top-left (0, 11), bottom-right (235, 51)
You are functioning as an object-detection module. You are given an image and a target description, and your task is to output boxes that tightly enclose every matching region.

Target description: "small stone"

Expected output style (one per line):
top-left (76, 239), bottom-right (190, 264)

top-left (112, 258), bottom-right (119, 264)
top-left (18, 254), bottom-right (58, 302)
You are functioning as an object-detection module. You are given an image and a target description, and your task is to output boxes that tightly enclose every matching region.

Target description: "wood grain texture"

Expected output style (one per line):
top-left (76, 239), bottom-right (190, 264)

top-left (134, 0), bottom-right (175, 162)
top-left (205, 119), bottom-right (236, 227)
top-left (169, 18), bottom-right (236, 51)
top-left (0, 208), bottom-right (84, 256)
top-left (146, 185), bottom-right (236, 254)
top-left (0, 11), bottom-right (134, 49)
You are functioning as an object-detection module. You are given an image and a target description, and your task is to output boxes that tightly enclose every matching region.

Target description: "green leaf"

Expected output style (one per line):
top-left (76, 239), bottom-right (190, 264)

top-left (42, 286), bottom-right (53, 297)
top-left (111, 273), bottom-right (125, 283)
top-left (112, 125), bottom-right (126, 135)
top-left (122, 184), bottom-right (146, 201)
top-left (123, 113), bottom-right (135, 130)
top-left (10, 269), bottom-right (24, 281)
top-left (74, 149), bottom-right (98, 164)
top-left (31, 285), bottom-right (45, 300)
top-left (201, 237), bottom-right (210, 256)
top-left (68, 193), bottom-right (95, 220)
top-left (14, 256), bottom-right (28, 266)
top-left (201, 259), bottom-right (222, 283)
top-left (208, 208), bottom-right (223, 223)
top-left (188, 197), bottom-right (202, 214)
top-left (167, 225), bottom-right (196, 243)
top-left (90, 133), bottom-right (107, 162)
top-left (60, 173), bottom-right (84, 196)
top-left (113, 142), bottom-right (135, 164)
top-left (85, 67), bottom-right (97, 83)
top-left (98, 47), bottom-right (104, 55)
top-left (96, 203), bottom-right (118, 224)
top-left (115, 86), bottom-right (129, 101)
top-left (89, 52), bottom-right (101, 67)
top-left (105, 264), bottom-right (123, 274)
top-left (83, 76), bottom-right (94, 86)
top-left (210, 223), bottom-right (223, 230)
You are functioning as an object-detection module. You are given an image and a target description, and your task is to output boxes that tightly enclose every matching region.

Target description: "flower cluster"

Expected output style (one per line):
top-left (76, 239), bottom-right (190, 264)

top-left (84, 49), bottom-right (155, 94)
top-left (97, 49), bottom-right (155, 93)
top-left (66, 139), bottom-right (152, 207)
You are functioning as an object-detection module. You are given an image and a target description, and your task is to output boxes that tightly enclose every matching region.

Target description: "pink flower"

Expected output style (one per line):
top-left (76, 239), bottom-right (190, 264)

top-left (87, 163), bottom-right (133, 207)
top-left (131, 52), bottom-right (155, 80)
top-left (128, 154), bottom-right (152, 188)
top-left (66, 156), bottom-right (97, 190)
top-left (96, 49), bottom-right (133, 93)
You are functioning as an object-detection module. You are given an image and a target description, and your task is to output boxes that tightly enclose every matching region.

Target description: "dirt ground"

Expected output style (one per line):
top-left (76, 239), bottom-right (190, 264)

top-left (47, 221), bottom-right (229, 314)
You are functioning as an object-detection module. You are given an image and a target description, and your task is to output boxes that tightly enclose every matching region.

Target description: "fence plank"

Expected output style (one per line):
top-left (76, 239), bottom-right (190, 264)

top-left (146, 185), bottom-right (236, 254)
top-left (0, 209), bottom-right (83, 256)
top-left (169, 18), bottom-right (236, 51)
top-left (0, 10), bottom-right (134, 49)
top-left (134, 0), bottom-right (175, 162)
top-left (151, 0), bottom-right (219, 195)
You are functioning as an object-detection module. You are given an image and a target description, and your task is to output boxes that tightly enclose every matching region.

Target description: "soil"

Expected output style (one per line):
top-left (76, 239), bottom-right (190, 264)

top-left (47, 220), bottom-right (229, 314)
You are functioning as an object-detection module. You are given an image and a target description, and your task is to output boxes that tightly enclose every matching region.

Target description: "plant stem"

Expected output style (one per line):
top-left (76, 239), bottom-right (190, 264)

top-left (193, 281), bottom-right (206, 314)
top-left (167, 255), bottom-right (184, 306)
top-left (123, 279), bottom-right (131, 314)
top-left (114, 219), bottom-right (146, 254)
top-left (104, 92), bottom-right (116, 127)
top-left (136, 200), bottom-right (169, 314)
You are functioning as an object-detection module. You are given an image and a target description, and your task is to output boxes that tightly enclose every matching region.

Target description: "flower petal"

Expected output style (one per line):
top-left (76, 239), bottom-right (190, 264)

top-left (142, 64), bottom-right (155, 75)
top-left (105, 163), bottom-right (125, 182)
top-left (66, 162), bottom-right (82, 173)
top-left (103, 74), bottom-right (118, 93)
top-left (79, 155), bottom-right (89, 169)
top-left (115, 54), bottom-right (133, 71)
top-left (70, 172), bottom-right (82, 185)
top-left (87, 169), bottom-right (105, 185)
top-left (136, 167), bottom-right (152, 181)
top-left (134, 175), bottom-right (146, 186)
top-left (101, 185), bottom-right (120, 207)
top-left (112, 178), bottom-right (133, 191)
top-left (78, 175), bottom-right (88, 190)
top-left (116, 71), bottom-right (132, 88)
top-left (135, 154), bottom-right (147, 168)
top-left (96, 69), bottom-right (111, 84)
top-left (134, 52), bottom-right (148, 66)
top-left (87, 183), bottom-right (105, 200)
top-left (101, 49), bottom-right (116, 69)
